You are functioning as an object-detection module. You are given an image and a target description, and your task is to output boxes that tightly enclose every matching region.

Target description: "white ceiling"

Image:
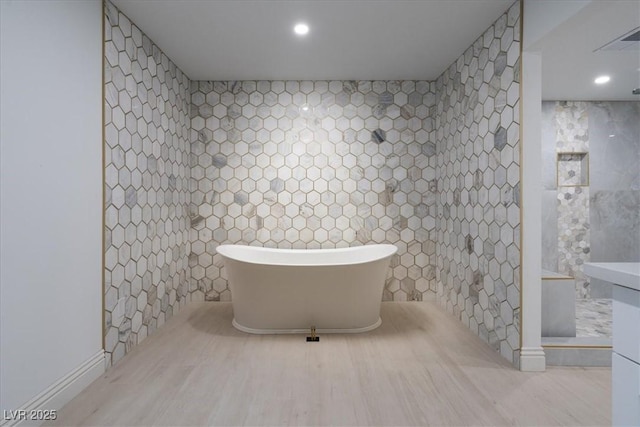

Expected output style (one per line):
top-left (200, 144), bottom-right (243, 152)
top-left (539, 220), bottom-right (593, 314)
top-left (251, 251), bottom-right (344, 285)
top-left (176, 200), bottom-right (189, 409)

top-left (531, 0), bottom-right (640, 101)
top-left (111, 0), bottom-right (640, 101)
top-left (110, 0), bottom-right (514, 81)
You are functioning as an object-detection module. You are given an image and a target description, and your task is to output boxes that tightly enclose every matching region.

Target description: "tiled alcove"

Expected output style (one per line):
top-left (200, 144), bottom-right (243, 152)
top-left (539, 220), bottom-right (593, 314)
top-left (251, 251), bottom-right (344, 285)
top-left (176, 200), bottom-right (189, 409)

top-left (557, 152), bottom-right (589, 187)
top-left (103, 0), bottom-right (523, 367)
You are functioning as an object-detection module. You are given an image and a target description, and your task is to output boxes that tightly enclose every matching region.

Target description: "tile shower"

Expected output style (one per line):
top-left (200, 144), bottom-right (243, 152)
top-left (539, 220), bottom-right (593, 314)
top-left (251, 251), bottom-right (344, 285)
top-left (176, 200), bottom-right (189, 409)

top-left (541, 101), bottom-right (640, 338)
top-left (104, 0), bottom-right (522, 367)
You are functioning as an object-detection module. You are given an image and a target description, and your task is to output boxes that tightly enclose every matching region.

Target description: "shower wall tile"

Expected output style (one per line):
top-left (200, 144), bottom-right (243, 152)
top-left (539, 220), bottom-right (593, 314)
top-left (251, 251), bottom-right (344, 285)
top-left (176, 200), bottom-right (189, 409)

top-left (189, 80), bottom-right (438, 302)
top-left (590, 190), bottom-right (640, 263)
top-left (541, 102), bottom-right (557, 191)
top-left (541, 189), bottom-right (558, 272)
top-left (434, 2), bottom-right (521, 365)
top-left (555, 101), bottom-right (589, 152)
top-left (588, 101), bottom-right (640, 272)
top-left (589, 102), bottom-right (640, 192)
top-left (104, 1), bottom-right (191, 366)
top-left (557, 185), bottom-right (590, 296)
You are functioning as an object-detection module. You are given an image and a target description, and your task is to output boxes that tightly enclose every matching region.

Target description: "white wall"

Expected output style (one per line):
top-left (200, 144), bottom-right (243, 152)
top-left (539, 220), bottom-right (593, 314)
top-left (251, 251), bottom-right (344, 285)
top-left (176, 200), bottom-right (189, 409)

top-left (519, 51), bottom-right (545, 371)
top-left (1, 0), bottom-right (104, 414)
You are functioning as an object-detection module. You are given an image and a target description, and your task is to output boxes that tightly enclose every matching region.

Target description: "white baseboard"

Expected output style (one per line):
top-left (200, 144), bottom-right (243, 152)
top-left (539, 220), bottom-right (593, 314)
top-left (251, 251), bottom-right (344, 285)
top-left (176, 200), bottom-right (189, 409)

top-left (519, 347), bottom-right (546, 372)
top-left (1, 350), bottom-right (105, 427)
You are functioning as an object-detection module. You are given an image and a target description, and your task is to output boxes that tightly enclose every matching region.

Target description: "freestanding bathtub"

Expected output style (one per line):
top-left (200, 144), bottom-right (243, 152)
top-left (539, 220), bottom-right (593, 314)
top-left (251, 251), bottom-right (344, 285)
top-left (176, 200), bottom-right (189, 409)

top-left (216, 244), bottom-right (398, 334)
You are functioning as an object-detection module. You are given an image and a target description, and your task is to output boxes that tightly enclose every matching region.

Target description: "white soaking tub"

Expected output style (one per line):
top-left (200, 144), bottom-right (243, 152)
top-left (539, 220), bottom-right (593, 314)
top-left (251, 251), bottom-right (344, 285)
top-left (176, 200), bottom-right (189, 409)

top-left (216, 244), bottom-right (398, 334)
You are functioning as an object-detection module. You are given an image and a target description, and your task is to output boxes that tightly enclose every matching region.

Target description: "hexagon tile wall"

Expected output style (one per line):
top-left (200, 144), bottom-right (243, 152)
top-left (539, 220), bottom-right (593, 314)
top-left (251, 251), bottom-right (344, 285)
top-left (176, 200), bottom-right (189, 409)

top-left (434, 2), bottom-right (521, 364)
top-left (189, 80), bottom-right (438, 303)
top-left (104, 1), bottom-right (191, 366)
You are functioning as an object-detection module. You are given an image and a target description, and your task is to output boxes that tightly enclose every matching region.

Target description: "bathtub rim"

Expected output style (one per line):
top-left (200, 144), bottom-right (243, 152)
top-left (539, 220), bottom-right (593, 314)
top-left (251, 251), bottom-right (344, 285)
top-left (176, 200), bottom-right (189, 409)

top-left (216, 243), bottom-right (398, 267)
top-left (232, 317), bottom-right (382, 335)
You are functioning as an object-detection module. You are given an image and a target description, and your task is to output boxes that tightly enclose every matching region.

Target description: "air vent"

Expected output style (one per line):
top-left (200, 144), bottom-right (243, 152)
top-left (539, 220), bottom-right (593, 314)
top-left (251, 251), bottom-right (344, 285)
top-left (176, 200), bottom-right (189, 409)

top-left (622, 30), bottom-right (640, 42)
top-left (595, 27), bottom-right (640, 51)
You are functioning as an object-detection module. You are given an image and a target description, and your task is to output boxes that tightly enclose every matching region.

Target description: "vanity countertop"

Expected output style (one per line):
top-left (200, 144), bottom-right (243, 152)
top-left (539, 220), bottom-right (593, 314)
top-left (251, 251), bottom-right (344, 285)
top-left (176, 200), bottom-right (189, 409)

top-left (583, 262), bottom-right (640, 292)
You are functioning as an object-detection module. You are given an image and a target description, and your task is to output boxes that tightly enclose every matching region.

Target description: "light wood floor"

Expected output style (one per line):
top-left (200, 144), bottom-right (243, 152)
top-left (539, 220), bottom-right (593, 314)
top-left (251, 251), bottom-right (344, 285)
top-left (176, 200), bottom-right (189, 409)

top-left (48, 301), bottom-right (611, 426)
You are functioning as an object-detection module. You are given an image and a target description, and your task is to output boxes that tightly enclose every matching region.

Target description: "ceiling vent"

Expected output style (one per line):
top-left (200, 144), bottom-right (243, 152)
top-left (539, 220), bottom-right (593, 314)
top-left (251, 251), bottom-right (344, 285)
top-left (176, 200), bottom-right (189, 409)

top-left (595, 27), bottom-right (640, 51)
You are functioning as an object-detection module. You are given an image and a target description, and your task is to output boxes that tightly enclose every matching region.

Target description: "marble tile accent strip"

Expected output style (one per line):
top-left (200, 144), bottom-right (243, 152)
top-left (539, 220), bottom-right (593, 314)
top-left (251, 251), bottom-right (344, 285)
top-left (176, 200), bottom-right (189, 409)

top-left (553, 102), bottom-right (591, 297)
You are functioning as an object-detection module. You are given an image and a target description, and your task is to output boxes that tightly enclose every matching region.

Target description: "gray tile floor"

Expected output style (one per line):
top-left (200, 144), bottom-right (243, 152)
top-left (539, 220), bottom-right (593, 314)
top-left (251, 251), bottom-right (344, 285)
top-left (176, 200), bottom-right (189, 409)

top-left (575, 298), bottom-right (612, 338)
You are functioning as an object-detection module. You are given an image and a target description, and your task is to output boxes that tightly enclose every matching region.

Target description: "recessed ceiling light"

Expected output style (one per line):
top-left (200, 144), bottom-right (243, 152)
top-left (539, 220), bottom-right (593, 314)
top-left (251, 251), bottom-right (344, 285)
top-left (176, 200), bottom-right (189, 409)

top-left (594, 75), bottom-right (610, 85)
top-left (294, 23), bottom-right (309, 36)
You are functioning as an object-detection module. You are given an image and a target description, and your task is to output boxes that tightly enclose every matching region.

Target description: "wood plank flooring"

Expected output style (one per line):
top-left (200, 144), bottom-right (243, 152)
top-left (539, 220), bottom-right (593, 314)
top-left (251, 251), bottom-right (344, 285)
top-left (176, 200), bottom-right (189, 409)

top-left (47, 301), bottom-right (610, 426)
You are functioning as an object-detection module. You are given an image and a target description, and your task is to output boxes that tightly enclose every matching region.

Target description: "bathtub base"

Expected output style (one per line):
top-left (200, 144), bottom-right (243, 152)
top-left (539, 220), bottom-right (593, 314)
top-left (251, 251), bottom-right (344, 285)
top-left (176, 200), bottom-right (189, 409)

top-left (232, 317), bottom-right (382, 335)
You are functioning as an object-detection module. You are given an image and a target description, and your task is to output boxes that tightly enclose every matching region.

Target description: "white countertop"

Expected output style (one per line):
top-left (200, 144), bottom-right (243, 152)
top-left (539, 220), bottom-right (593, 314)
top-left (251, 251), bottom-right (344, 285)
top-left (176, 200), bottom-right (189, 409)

top-left (583, 262), bottom-right (640, 292)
